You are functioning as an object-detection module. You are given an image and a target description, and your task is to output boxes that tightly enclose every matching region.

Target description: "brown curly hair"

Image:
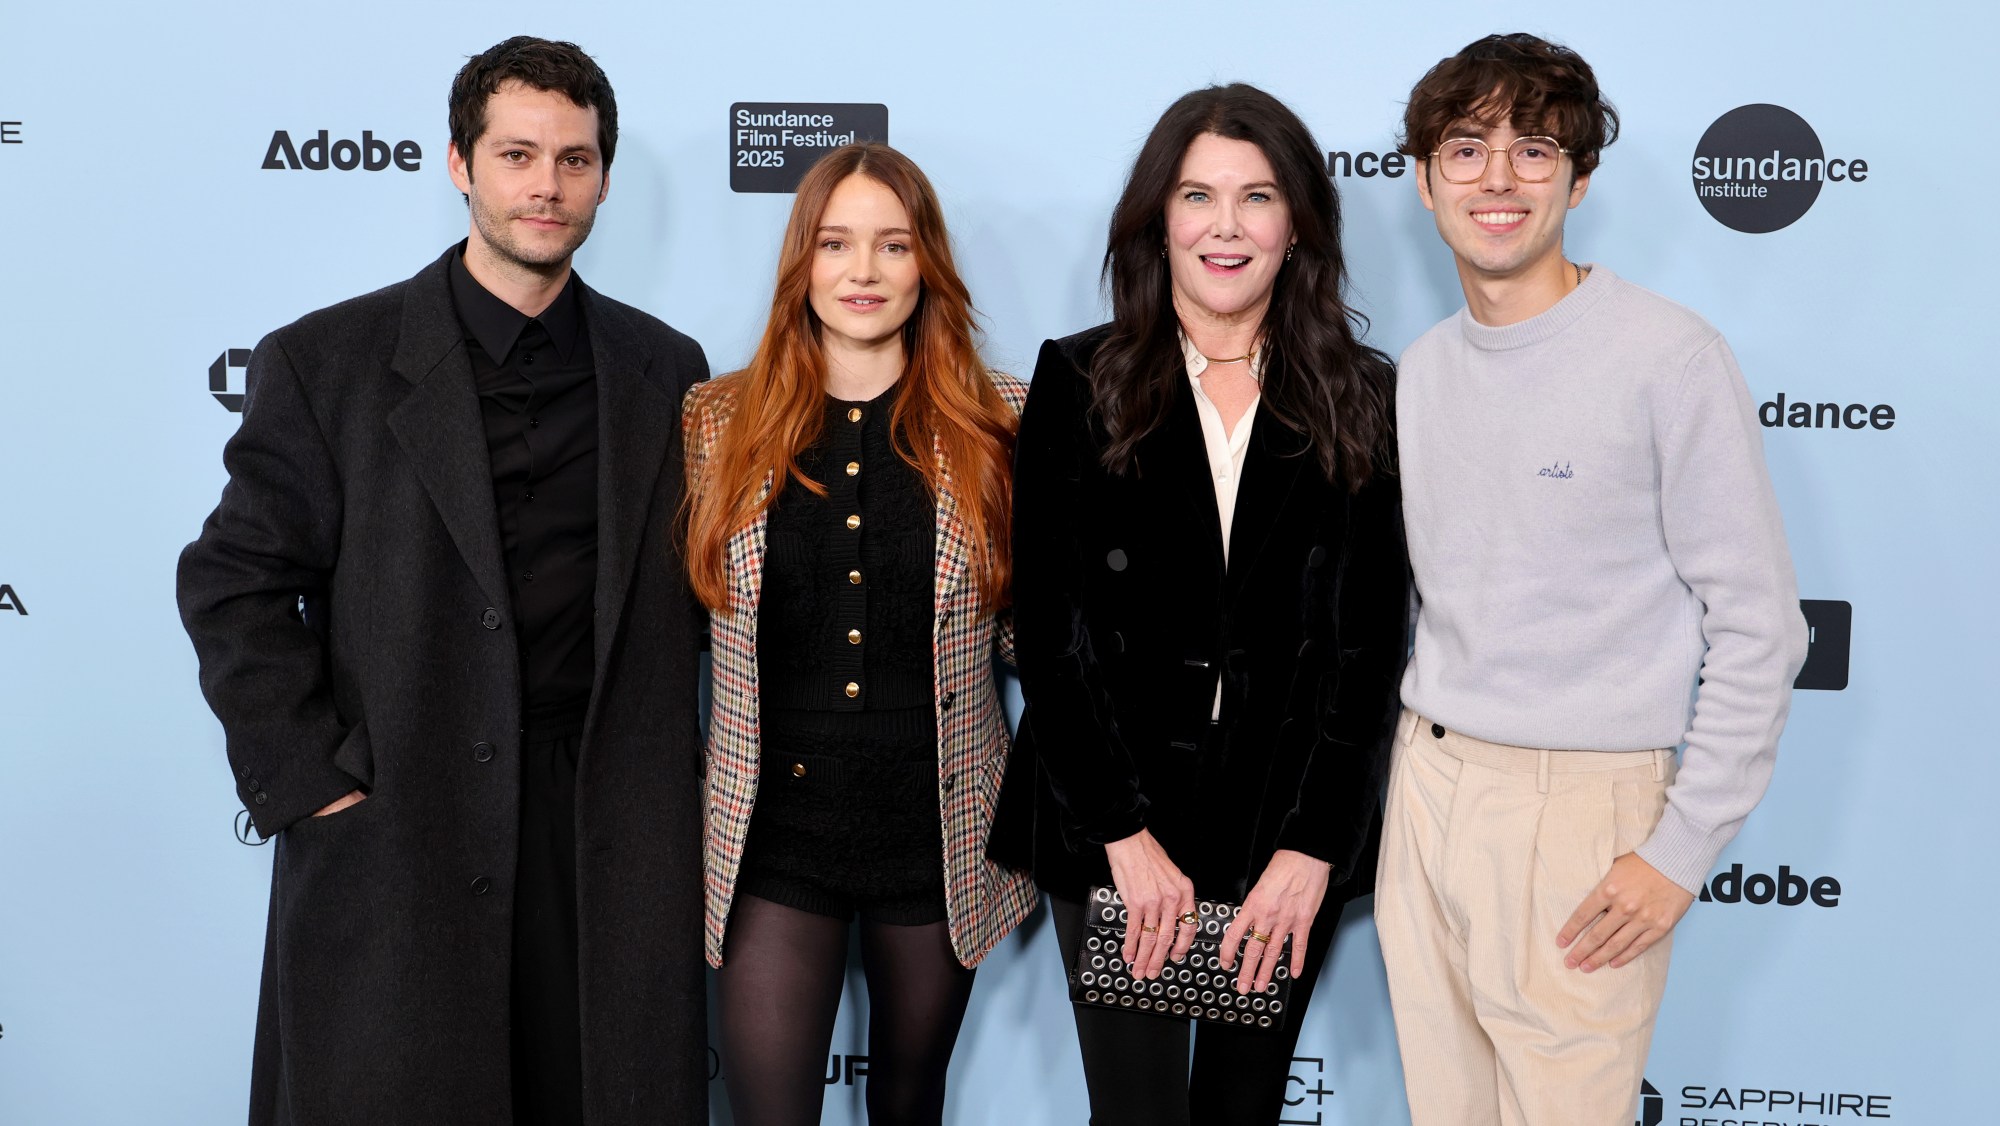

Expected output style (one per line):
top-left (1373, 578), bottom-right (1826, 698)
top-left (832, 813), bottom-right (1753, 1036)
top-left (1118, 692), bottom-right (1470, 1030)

top-left (1398, 33), bottom-right (1619, 180)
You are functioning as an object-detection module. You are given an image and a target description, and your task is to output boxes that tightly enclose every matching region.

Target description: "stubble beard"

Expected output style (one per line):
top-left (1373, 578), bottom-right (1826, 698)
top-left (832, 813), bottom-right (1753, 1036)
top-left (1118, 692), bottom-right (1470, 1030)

top-left (469, 191), bottom-right (596, 277)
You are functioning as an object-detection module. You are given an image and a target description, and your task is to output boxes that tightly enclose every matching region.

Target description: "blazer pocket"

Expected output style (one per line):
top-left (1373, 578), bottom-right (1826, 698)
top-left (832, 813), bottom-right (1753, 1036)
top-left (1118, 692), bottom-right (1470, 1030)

top-left (331, 721), bottom-right (374, 788)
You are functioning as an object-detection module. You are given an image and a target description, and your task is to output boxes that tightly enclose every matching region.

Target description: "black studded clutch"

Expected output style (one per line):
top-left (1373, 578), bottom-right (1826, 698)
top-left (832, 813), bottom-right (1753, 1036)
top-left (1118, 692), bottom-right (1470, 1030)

top-left (1069, 884), bottom-right (1293, 1029)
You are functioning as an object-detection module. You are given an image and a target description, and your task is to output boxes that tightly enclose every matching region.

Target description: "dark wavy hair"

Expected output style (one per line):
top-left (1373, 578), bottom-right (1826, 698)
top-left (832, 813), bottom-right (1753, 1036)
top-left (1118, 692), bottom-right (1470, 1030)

top-left (449, 36), bottom-right (619, 171)
top-left (1094, 83), bottom-right (1393, 489)
top-left (1397, 33), bottom-right (1619, 179)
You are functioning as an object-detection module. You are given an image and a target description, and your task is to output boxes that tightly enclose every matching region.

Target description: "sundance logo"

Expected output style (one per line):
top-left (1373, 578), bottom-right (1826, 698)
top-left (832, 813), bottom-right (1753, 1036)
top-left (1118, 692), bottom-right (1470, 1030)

top-left (1691, 105), bottom-right (1867, 233)
top-left (0, 584), bottom-right (26, 615)
top-left (263, 129), bottom-right (421, 171)
top-left (1, 120), bottom-right (20, 144)
top-left (1697, 863), bottom-right (1840, 907)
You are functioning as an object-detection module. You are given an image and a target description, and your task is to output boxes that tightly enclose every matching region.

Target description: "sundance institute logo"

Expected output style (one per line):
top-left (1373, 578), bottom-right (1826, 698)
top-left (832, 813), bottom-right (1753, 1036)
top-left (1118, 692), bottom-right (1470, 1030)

top-left (1691, 105), bottom-right (1868, 233)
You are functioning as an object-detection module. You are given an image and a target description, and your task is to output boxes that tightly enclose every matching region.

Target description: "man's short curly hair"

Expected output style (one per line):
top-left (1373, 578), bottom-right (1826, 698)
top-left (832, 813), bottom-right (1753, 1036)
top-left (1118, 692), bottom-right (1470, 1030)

top-left (1398, 33), bottom-right (1618, 179)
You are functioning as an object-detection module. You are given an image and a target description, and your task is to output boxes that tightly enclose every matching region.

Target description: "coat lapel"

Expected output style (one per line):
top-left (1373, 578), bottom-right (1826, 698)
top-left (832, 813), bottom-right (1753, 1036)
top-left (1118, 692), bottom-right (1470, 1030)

top-left (1222, 397), bottom-right (1309, 601)
top-left (931, 430), bottom-right (971, 613)
top-left (584, 289), bottom-right (677, 694)
top-left (1152, 376), bottom-right (1228, 587)
top-left (384, 248), bottom-right (510, 609)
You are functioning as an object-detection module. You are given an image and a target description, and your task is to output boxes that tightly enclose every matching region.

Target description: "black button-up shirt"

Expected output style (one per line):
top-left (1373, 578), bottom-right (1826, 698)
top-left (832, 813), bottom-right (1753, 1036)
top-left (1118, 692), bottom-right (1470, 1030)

top-left (448, 250), bottom-right (598, 726)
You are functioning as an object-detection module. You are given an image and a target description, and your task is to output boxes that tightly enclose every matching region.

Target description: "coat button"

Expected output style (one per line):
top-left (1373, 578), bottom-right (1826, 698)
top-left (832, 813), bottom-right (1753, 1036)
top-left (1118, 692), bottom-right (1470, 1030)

top-left (1307, 546), bottom-right (1327, 568)
top-left (471, 876), bottom-right (491, 896)
top-left (846, 461), bottom-right (861, 477)
top-left (254, 792), bottom-right (268, 805)
top-left (848, 570), bottom-right (862, 585)
top-left (846, 514), bottom-right (862, 530)
top-left (1106, 548), bottom-right (1128, 571)
top-left (847, 408), bottom-right (862, 423)
top-left (473, 742), bottom-right (494, 763)
top-left (1431, 723), bottom-right (1446, 739)
top-left (941, 689), bottom-right (956, 710)
top-left (481, 608), bottom-right (501, 630)
top-left (943, 773), bottom-right (956, 792)
top-left (848, 629), bottom-right (862, 644)
top-left (246, 778), bottom-right (260, 792)
top-left (791, 762), bottom-right (807, 778)
top-left (845, 681), bottom-right (860, 698)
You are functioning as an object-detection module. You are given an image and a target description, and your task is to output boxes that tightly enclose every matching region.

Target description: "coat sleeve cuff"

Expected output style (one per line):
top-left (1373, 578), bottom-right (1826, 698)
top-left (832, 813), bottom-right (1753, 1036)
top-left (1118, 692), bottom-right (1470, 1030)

top-left (1635, 802), bottom-right (1733, 896)
top-left (241, 759), bottom-right (367, 839)
top-left (1078, 796), bottom-right (1148, 847)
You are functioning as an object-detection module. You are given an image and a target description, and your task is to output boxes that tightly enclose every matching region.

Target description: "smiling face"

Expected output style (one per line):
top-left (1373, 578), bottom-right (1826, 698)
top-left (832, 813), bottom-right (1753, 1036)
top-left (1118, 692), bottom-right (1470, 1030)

top-left (1163, 132), bottom-right (1295, 328)
top-left (447, 80), bottom-right (608, 277)
top-left (1416, 114), bottom-right (1588, 297)
top-left (807, 174), bottom-right (922, 358)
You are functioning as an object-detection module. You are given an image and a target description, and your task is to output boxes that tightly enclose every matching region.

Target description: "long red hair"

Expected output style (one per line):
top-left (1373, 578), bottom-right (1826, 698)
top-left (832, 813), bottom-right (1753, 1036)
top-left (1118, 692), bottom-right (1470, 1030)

top-left (684, 143), bottom-right (1016, 613)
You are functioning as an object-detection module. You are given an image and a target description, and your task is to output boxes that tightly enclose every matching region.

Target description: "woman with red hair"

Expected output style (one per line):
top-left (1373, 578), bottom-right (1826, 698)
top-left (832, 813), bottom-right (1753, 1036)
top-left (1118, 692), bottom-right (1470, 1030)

top-left (682, 143), bottom-right (1033, 1126)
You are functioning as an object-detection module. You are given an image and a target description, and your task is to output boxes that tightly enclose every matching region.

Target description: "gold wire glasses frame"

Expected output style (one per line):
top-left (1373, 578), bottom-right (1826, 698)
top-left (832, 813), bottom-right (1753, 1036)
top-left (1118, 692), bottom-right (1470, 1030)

top-left (1428, 136), bottom-right (1569, 184)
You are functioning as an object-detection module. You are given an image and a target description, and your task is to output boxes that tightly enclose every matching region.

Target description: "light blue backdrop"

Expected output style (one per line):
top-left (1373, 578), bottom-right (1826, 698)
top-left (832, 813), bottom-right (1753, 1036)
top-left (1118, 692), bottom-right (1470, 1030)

top-left (1, 2), bottom-right (1990, 1122)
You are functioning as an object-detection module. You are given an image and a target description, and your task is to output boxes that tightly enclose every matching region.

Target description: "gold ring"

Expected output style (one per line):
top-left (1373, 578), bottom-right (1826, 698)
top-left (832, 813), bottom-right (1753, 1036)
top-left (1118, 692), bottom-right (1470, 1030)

top-left (1141, 923), bottom-right (1159, 934)
top-left (1179, 911), bottom-right (1199, 927)
top-left (1249, 930), bottom-right (1272, 944)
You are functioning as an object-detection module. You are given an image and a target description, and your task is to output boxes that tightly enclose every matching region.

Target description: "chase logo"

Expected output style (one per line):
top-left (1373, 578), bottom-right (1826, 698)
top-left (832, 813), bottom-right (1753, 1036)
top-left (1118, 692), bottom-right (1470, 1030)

top-left (211, 349), bottom-right (250, 412)
top-left (1795, 599), bottom-right (1851, 691)
top-left (1691, 105), bottom-right (1867, 233)
top-left (263, 129), bottom-right (421, 171)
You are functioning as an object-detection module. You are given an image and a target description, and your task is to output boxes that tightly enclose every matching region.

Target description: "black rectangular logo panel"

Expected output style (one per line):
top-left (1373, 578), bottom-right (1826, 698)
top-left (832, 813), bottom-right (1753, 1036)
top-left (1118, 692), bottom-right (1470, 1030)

top-left (730, 102), bottom-right (888, 193)
top-left (1795, 599), bottom-right (1851, 691)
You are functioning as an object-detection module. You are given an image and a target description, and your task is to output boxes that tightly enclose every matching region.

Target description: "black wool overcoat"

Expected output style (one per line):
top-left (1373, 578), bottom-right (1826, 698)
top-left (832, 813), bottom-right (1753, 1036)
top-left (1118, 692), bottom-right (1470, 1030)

top-left (989, 326), bottom-right (1409, 908)
top-left (177, 245), bottom-right (709, 1125)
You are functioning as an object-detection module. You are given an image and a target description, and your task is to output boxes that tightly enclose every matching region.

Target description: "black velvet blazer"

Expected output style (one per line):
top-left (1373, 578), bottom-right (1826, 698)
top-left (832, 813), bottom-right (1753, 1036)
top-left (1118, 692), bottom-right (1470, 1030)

top-left (989, 325), bottom-right (1408, 906)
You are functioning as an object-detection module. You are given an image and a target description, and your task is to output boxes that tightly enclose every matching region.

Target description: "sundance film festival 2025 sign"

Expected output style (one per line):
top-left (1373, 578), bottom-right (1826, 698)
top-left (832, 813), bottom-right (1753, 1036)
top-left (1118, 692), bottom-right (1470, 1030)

top-left (730, 102), bottom-right (887, 193)
top-left (1795, 599), bottom-right (1850, 691)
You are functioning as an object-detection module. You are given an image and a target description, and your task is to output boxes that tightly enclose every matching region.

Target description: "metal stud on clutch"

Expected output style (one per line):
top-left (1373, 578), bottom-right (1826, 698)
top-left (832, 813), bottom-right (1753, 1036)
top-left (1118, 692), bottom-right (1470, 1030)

top-left (1068, 885), bottom-right (1292, 1030)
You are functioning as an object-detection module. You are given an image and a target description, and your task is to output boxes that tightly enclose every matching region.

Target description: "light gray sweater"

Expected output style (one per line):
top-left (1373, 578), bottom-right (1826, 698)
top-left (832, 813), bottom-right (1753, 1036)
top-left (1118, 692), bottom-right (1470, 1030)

top-left (1397, 266), bottom-right (1808, 894)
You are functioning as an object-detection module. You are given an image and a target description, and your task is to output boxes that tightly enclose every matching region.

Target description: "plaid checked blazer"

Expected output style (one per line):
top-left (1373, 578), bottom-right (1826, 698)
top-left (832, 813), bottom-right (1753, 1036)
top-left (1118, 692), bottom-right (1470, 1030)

top-left (684, 372), bottom-right (1037, 968)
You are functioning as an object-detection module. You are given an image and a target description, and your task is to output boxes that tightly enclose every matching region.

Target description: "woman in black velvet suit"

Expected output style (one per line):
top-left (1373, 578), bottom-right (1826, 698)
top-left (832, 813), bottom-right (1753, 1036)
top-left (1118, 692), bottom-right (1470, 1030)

top-left (988, 83), bottom-right (1408, 1125)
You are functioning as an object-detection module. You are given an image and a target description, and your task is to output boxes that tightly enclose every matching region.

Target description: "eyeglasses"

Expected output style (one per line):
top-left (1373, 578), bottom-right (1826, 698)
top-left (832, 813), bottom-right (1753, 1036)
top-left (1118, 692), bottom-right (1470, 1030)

top-left (1428, 136), bottom-right (1568, 184)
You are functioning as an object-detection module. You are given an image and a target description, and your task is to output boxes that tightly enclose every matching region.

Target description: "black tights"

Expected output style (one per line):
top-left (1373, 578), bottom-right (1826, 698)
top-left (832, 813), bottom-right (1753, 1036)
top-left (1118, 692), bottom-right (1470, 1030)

top-left (716, 894), bottom-right (975, 1126)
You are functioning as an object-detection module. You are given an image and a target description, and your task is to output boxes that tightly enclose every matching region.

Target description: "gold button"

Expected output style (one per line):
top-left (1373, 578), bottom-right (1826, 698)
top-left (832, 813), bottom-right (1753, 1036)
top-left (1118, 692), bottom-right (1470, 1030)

top-left (847, 629), bottom-right (862, 644)
top-left (791, 762), bottom-right (807, 778)
top-left (846, 514), bottom-right (861, 530)
top-left (846, 461), bottom-right (860, 476)
top-left (848, 570), bottom-right (862, 585)
top-left (844, 681), bottom-right (860, 698)
top-left (847, 408), bottom-right (862, 422)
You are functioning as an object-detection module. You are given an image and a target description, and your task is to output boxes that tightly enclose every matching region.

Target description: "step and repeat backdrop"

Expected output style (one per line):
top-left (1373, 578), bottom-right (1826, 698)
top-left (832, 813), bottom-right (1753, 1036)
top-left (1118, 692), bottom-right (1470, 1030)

top-left (1, 1), bottom-right (1991, 1122)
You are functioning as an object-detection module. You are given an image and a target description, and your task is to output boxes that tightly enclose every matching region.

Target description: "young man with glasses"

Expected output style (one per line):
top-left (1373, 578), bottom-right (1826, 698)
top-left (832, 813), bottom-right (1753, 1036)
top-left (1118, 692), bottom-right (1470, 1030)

top-left (1378, 33), bottom-right (1808, 1125)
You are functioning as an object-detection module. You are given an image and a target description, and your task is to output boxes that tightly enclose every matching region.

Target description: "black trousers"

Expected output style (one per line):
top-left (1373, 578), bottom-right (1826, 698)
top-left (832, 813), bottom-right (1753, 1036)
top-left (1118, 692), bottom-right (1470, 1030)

top-left (512, 715), bottom-right (585, 1126)
top-left (1050, 890), bottom-right (1341, 1126)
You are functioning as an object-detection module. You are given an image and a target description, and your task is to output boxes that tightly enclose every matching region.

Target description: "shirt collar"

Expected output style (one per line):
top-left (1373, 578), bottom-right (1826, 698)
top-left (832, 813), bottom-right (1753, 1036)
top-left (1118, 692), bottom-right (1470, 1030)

top-left (1177, 328), bottom-right (1266, 385)
top-left (448, 246), bottom-right (585, 363)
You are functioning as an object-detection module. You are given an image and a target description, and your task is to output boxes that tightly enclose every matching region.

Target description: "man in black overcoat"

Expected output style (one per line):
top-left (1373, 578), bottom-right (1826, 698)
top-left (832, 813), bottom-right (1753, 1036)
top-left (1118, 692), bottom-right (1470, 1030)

top-left (177, 37), bottom-right (708, 1125)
